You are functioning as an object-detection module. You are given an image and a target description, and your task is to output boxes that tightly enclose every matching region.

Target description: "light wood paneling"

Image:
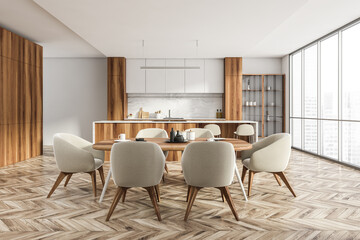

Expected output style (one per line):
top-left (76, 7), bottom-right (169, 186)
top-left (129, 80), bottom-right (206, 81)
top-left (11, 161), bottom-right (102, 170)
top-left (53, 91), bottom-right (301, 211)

top-left (224, 57), bottom-right (242, 120)
top-left (107, 57), bottom-right (127, 120)
top-left (0, 26), bottom-right (42, 168)
top-left (225, 57), bottom-right (242, 76)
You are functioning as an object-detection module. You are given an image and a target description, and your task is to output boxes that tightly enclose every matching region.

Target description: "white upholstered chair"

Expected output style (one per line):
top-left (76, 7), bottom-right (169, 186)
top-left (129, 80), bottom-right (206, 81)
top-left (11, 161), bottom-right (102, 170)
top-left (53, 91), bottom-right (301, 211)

top-left (136, 128), bottom-right (169, 174)
top-left (240, 133), bottom-right (296, 197)
top-left (182, 142), bottom-right (239, 221)
top-left (185, 128), bottom-right (214, 138)
top-left (106, 142), bottom-right (165, 221)
top-left (204, 124), bottom-right (221, 137)
top-left (234, 124), bottom-right (255, 143)
top-left (48, 133), bottom-right (105, 198)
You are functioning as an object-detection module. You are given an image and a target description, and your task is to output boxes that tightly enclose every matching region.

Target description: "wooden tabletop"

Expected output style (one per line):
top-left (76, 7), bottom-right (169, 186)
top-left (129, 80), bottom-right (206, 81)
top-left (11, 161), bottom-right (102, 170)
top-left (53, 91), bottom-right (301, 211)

top-left (92, 138), bottom-right (252, 152)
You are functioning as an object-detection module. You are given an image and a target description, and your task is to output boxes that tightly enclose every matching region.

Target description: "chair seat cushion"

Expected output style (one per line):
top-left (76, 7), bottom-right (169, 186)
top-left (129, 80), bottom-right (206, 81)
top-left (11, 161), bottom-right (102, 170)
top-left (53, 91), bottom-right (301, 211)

top-left (94, 158), bottom-right (104, 169)
top-left (242, 158), bottom-right (251, 169)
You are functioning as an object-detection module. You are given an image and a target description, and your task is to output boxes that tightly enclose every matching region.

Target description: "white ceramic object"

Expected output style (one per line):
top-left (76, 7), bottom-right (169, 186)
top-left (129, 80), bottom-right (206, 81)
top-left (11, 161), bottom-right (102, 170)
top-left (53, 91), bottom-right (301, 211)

top-left (118, 134), bottom-right (126, 141)
top-left (189, 131), bottom-right (196, 141)
top-left (181, 131), bottom-right (188, 140)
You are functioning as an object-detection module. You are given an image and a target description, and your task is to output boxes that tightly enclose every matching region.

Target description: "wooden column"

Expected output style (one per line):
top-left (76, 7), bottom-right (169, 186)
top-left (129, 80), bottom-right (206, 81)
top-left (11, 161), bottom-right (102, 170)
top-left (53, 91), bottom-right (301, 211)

top-left (0, 27), bottom-right (43, 167)
top-left (224, 57), bottom-right (242, 120)
top-left (107, 57), bottom-right (127, 120)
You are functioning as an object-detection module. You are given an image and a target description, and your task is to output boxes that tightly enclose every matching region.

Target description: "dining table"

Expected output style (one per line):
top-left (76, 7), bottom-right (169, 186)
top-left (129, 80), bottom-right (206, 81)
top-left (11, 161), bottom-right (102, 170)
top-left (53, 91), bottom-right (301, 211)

top-left (92, 137), bottom-right (252, 203)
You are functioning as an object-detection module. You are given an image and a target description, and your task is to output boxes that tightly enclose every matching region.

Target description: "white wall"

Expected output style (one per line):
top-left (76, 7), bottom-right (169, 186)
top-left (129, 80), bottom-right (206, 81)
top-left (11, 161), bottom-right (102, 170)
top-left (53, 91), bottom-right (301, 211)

top-left (43, 58), bottom-right (107, 145)
top-left (243, 58), bottom-right (282, 74)
top-left (281, 55), bottom-right (290, 133)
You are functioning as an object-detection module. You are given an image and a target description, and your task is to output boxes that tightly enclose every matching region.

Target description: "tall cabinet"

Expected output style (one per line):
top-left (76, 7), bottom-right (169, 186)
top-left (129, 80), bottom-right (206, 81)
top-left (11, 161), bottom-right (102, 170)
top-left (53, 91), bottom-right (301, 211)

top-left (242, 74), bottom-right (285, 137)
top-left (0, 26), bottom-right (43, 167)
top-left (108, 57), bottom-right (127, 120)
top-left (224, 57), bottom-right (242, 120)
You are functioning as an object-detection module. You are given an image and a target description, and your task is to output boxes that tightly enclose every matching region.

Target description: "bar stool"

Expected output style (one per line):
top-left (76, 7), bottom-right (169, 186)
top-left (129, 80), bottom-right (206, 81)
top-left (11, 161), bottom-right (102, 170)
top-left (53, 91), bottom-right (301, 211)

top-left (185, 128), bottom-right (214, 138)
top-left (204, 124), bottom-right (221, 137)
top-left (234, 124), bottom-right (255, 143)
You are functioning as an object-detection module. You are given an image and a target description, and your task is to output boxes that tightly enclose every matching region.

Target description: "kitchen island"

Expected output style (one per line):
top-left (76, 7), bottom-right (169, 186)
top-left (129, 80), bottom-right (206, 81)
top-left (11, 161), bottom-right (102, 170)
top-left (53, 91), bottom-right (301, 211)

top-left (93, 119), bottom-right (258, 161)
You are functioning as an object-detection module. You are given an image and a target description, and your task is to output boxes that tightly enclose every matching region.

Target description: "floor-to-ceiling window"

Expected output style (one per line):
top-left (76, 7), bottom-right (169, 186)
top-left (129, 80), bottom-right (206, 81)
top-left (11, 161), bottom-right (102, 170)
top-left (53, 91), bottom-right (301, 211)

top-left (290, 19), bottom-right (360, 168)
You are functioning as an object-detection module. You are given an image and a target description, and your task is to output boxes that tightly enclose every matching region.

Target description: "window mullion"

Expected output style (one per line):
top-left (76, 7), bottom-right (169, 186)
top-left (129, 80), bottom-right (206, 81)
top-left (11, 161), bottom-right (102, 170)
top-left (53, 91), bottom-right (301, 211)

top-left (338, 31), bottom-right (343, 162)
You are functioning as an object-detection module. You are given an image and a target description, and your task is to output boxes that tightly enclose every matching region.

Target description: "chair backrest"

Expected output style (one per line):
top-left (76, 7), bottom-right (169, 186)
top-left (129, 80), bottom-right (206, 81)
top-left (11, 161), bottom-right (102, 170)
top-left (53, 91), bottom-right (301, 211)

top-left (110, 142), bottom-right (165, 187)
top-left (53, 133), bottom-right (95, 173)
top-left (185, 128), bottom-right (214, 138)
top-left (182, 142), bottom-right (235, 187)
top-left (250, 133), bottom-right (291, 172)
top-left (136, 128), bottom-right (168, 138)
top-left (204, 124), bottom-right (221, 136)
top-left (236, 124), bottom-right (254, 136)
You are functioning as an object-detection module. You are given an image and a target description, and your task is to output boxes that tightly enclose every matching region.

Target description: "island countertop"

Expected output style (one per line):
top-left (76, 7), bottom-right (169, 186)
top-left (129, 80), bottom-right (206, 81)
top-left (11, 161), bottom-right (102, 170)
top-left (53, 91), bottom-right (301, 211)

top-left (93, 119), bottom-right (258, 124)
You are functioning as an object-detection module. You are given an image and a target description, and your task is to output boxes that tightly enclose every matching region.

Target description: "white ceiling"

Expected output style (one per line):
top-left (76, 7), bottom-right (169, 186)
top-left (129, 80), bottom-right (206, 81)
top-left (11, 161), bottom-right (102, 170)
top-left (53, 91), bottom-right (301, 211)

top-left (0, 0), bottom-right (104, 57)
top-left (1, 0), bottom-right (359, 58)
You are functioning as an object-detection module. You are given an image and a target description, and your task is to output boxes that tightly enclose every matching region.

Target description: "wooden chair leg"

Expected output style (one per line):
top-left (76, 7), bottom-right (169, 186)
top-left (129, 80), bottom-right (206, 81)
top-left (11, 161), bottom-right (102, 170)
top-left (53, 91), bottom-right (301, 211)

top-left (276, 172), bottom-right (296, 197)
top-left (121, 188), bottom-right (128, 202)
top-left (221, 186), bottom-right (239, 221)
top-left (98, 166), bottom-right (105, 186)
top-left (219, 188), bottom-right (224, 202)
top-left (145, 186), bottom-right (162, 221)
top-left (248, 170), bottom-right (255, 196)
top-left (162, 174), bottom-right (165, 183)
top-left (106, 187), bottom-right (123, 221)
top-left (241, 166), bottom-right (248, 183)
top-left (88, 171), bottom-right (97, 197)
top-left (186, 185), bottom-right (190, 202)
top-left (184, 186), bottom-right (200, 221)
top-left (47, 172), bottom-right (67, 198)
top-left (154, 184), bottom-right (160, 202)
top-left (273, 173), bottom-right (282, 186)
top-left (64, 173), bottom-right (72, 187)
top-left (164, 163), bottom-right (169, 173)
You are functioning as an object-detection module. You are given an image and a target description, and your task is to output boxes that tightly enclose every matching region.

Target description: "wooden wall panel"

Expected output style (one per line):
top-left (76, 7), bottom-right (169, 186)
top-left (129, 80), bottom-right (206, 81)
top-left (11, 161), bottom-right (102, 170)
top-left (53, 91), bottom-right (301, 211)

top-left (225, 58), bottom-right (242, 76)
top-left (224, 57), bottom-right (242, 120)
top-left (23, 39), bottom-right (36, 66)
top-left (107, 57), bottom-right (127, 120)
top-left (0, 26), bottom-right (43, 168)
top-left (33, 67), bottom-right (43, 123)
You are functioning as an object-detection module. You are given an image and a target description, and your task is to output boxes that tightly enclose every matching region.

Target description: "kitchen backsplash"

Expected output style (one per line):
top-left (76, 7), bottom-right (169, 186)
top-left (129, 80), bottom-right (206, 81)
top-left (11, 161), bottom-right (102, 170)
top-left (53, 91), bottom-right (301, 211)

top-left (127, 94), bottom-right (223, 118)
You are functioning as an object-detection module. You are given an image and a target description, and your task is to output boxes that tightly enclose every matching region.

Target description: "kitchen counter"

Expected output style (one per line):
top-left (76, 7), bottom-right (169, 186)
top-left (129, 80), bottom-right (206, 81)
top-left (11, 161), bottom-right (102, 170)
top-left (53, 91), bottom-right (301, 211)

top-left (94, 119), bottom-right (258, 142)
top-left (93, 120), bottom-right (258, 161)
top-left (94, 119), bottom-right (257, 124)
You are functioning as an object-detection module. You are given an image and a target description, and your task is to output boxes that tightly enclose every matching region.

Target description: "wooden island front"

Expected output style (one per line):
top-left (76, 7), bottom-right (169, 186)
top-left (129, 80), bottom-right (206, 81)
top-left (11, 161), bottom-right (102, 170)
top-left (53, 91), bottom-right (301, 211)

top-left (93, 120), bottom-right (258, 161)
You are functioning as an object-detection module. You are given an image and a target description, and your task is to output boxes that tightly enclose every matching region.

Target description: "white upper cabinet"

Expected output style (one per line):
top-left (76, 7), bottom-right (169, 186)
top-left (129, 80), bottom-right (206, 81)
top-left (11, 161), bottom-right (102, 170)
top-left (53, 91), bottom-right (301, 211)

top-left (185, 59), bottom-right (205, 93)
top-left (166, 59), bottom-right (185, 93)
top-left (145, 59), bottom-right (166, 93)
top-left (205, 59), bottom-right (224, 93)
top-left (126, 59), bottom-right (145, 93)
top-left (126, 58), bottom-right (224, 93)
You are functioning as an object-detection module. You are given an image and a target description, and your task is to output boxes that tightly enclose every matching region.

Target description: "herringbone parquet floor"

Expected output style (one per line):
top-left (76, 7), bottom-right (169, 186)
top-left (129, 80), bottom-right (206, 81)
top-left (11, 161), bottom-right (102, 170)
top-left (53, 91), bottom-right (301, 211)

top-left (0, 147), bottom-right (360, 239)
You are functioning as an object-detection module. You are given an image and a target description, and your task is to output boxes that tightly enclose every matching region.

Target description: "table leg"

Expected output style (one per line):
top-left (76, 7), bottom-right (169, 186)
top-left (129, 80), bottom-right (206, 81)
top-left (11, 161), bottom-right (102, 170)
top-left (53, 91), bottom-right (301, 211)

top-left (99, 166), bottom-right (112, 203)
top-left (234, 165), bottom-right (248, 202)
